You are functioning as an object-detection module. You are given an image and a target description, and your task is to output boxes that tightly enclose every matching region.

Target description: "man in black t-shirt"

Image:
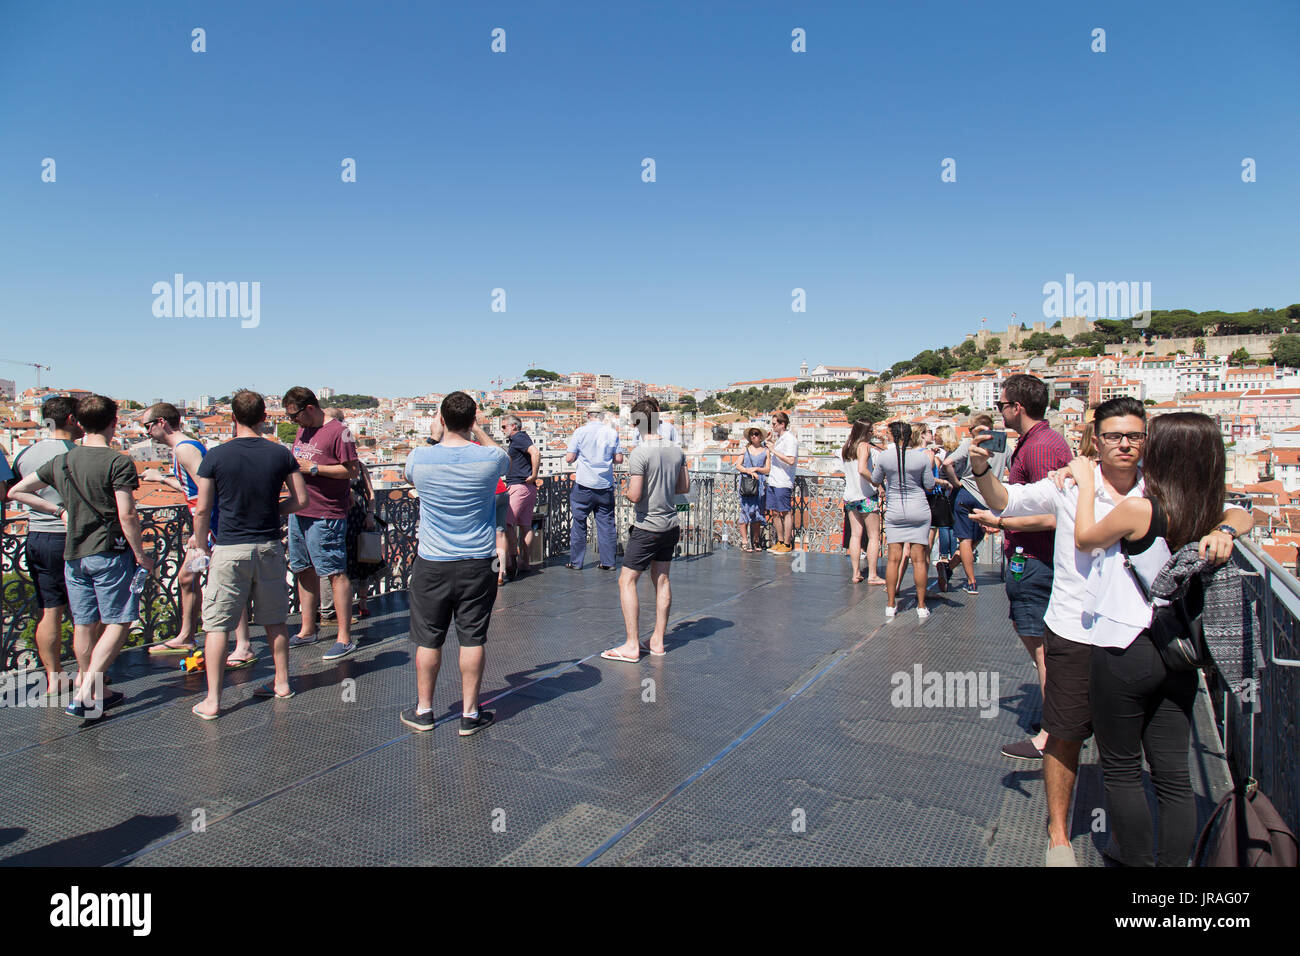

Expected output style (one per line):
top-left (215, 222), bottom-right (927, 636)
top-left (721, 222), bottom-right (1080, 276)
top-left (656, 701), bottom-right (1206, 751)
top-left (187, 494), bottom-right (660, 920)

top-left (187, 390), bottom-right (309, 719)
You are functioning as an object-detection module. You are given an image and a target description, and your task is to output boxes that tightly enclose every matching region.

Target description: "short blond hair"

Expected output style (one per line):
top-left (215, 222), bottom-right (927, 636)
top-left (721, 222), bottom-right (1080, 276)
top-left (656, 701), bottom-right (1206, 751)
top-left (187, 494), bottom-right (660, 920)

top-left (934, 425), bottom-right (960, 453)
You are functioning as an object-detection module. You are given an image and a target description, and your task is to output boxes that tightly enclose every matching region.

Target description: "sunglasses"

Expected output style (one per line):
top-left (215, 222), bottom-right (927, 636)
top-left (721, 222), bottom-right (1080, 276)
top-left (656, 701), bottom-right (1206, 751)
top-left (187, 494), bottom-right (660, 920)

top-left (141, 419), bottom-right (162, 429)
top-left (994, 400), bottom-right (1019, 413)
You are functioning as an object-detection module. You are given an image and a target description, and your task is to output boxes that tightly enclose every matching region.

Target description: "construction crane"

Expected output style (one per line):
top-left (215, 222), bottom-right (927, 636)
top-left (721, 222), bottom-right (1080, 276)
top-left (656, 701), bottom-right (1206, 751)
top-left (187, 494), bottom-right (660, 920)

top-left (1, 358), bottom-right (51, 388)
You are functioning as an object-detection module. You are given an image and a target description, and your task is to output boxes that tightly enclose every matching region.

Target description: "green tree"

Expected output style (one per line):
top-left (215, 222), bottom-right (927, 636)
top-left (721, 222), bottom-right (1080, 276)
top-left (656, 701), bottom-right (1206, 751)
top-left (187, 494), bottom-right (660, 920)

top-left (490, 407), bottom-right (504, 417)
top-left (955, 405), bottom-right (971, 416)
top-left (1271, 335), bottom-right (1300, 369)
top-left (699, 398), bottom-right (722, 416)
top-left (1228, 348), bottom-right (1251, 367)
top-left (276, 422), bottom-right (297, 444)
top-left (523, 369), bottom-right (562, 381)
top-left (1193, 337), bottom-right (1206, 358)
top-left (986, 337), bottom-right (1001, 353)
top-left (121, 399), bottom-right (143, 411)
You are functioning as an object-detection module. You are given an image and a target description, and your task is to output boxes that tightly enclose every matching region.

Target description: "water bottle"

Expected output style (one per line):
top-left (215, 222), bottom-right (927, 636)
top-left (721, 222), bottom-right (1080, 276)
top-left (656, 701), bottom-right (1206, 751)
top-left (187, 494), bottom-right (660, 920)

top-left (129, 566), bottom-right (149, 595)
top-left (1009, 546), bottom-right (1027, 581)
top-left (188, 554), bottom-right (210, 572)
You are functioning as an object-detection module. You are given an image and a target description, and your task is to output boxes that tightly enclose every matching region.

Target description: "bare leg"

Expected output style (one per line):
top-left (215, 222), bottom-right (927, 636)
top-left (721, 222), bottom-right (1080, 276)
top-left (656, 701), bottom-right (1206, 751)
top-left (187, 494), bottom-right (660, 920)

top-left (865, 513), bottom-right (885, 583)
top-left (414, 645), bottom-right (441, 711)
top-left (71, 622), bottom-right (95, 690)
top-left (615, 567), bottom-right (643, 655)
top-left (73, 623), bottom-right (129, 706)
top-left (847, 511), bottom-right (864, 581)
top-left (194, 629), bottom-right (227, 718)
top-left (34, 605), bottom-right (65, 688)
top-left (958, 538), bottom-right (976, 586)
top-left (911, 543), bottom-right (929, 610)
top-left (1045, 737), bottom-right (1083, 848)
top-left (885, 543), bottom-right (903, 608)
top-left (458, 645), bottom-right (485, 715)
top-left (296, 567), bottom-right (320, 638)
top-left (228, 609), bottom-right (255, 662)
top-left (266, 623), bottom-right (291, 696)
top-left (1017, 630), bottom-right (1049, 750)
top-left (330, 573), bottom-right (352, 645)
top-left (648, 562), bottom-right (671, 653)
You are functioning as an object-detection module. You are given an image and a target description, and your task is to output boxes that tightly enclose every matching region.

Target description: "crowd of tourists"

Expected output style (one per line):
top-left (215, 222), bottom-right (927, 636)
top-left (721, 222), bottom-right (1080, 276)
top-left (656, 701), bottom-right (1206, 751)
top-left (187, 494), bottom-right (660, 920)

top-left (3, 374), bottom-right (1259, 866)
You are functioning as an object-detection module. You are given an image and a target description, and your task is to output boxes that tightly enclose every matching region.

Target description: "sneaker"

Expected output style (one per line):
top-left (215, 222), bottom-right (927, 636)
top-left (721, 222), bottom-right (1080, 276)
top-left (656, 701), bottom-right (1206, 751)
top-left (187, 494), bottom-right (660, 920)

top-left (288, 633), bottom-right (320, 648)
top-left (885, 605), bottom-right (897, 619)
top-left (322, 641), bottom-right (356, 661)
top-left (320, 608), bottom-right (337, 621)
top-left (961, 581), bottom-right (979, 595)
top-left (400, 707), bottom-right (437, 732)
top-left (916, 607), bottom-right (931, 621)
top-left (459, 710), bottom-right (495, 737)
top-left (101, 690), bottom-right (125, 709)
top-left (937, 561), bottom-right (949, 592)
top-left (1001, 739), bottom-right (1044, 761)
top-left (64, 700), bottom-right (86, 719)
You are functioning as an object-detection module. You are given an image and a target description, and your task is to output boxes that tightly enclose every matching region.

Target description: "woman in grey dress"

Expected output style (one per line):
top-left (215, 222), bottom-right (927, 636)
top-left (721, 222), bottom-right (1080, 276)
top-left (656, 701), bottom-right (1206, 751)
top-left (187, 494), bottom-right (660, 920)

top-left (871, 421), bottom-right (936, 619)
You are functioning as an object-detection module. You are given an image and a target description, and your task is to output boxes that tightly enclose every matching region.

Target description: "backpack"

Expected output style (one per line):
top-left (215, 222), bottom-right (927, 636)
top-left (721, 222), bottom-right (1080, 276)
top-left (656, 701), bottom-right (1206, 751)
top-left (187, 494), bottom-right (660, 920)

top-left (1194, 780), bottom-right (1298, 867)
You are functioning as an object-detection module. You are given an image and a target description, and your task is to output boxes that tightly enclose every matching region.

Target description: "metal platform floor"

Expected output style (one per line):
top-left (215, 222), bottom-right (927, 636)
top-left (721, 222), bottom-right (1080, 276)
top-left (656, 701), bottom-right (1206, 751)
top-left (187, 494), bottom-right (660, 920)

top-left (0, 551), bottom-right (1230, 866)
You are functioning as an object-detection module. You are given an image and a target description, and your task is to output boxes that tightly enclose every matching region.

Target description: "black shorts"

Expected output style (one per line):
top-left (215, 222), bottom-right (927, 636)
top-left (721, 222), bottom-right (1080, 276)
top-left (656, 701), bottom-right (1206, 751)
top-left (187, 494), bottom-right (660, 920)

top-left (1042, 627), bottom-right (1093, 742)
top-left (623, 525), bottom-right (680, 572)
top-left (26, 531), bottom-right (68, 609)
top-left (408, 556), bottom-right (497, 649)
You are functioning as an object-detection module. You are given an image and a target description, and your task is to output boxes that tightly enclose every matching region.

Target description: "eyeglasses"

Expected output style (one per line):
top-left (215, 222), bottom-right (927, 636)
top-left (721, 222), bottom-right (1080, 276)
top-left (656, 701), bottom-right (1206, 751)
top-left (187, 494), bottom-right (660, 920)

top-left (1099, 431), bottom-right (1146, 446)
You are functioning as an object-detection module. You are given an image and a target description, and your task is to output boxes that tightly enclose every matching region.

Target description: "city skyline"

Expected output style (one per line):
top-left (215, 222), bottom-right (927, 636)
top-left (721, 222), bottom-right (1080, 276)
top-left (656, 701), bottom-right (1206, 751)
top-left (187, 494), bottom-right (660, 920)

top-left (3, 0), bottom-right (1298, 397)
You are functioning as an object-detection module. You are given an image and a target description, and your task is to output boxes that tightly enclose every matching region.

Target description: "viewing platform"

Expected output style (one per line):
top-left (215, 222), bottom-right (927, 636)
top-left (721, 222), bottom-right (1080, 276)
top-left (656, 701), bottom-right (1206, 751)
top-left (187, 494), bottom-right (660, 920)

top-left (0, 550), bottom-right (1242, 867)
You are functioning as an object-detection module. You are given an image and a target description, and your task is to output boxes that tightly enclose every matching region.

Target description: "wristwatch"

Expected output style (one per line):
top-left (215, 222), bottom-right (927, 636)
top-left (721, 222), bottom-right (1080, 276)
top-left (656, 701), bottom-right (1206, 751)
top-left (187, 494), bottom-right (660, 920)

top-left (309, 464), bottom-right (319, 476)
top-left (1216, 524), bottom-right (1239, 539)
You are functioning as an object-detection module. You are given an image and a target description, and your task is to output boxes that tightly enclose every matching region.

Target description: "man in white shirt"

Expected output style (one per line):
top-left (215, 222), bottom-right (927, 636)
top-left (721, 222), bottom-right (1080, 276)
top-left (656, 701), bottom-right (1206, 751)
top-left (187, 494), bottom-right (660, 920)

top-left (765, 411), bottom-right (799, 553)
top-left (969, 397), bottom-right (1147, 867)
top-left (565, 410), bottom-right (623, 569)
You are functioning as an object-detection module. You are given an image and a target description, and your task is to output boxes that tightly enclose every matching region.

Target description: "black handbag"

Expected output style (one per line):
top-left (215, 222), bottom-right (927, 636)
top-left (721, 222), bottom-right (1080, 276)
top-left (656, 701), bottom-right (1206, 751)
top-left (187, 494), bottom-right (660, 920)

top-left (739, 451), bottom-right (760, 497)
top-left (1122, 551), bottom-right (1208, 672)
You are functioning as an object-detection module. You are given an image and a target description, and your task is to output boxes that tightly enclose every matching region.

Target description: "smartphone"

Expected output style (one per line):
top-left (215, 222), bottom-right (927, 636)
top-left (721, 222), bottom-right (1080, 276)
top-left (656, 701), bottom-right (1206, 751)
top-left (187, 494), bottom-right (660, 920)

top-left (986, 429), bottom-right (1007, 455)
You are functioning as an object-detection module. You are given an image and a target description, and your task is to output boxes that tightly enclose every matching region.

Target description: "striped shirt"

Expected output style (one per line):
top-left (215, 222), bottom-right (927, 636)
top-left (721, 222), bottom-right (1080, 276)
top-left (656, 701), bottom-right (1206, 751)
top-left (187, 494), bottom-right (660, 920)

top-left (1002, 419), bottom-right (1073, 566)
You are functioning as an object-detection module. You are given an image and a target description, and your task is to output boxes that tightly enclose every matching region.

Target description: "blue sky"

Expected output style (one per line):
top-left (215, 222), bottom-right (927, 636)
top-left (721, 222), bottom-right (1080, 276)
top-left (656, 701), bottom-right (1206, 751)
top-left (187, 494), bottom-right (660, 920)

top-left (2, 0), bottom-right (1297, 402)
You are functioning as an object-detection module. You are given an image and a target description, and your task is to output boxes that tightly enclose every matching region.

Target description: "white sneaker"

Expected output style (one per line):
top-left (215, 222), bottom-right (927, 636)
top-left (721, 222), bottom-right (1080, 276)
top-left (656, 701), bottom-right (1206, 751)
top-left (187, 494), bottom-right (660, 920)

top-left (885, 605), bottom-right (897, 619)
top-left (916, 607), bottom-right (931, 621)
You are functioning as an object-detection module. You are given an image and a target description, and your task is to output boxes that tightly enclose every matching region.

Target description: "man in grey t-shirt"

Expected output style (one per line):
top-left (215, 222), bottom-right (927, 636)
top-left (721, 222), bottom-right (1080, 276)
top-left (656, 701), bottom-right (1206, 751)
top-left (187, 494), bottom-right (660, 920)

top-left (7, 396), bottom-right (83, 690)
top-left (943, 413), bottom-right (1013, 594)
top-left (601, 401), bottom-right (689, 663)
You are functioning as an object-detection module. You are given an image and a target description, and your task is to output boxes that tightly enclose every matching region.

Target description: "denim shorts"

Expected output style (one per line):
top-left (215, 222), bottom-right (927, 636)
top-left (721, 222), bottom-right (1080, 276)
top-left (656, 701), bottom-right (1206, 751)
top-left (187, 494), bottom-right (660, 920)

top-left (1004, 554), bottom-right (1053, 638)
top-left (64, 549), bottom-right (140, 626)
top-left (287, 515), bottom-right (348, 577)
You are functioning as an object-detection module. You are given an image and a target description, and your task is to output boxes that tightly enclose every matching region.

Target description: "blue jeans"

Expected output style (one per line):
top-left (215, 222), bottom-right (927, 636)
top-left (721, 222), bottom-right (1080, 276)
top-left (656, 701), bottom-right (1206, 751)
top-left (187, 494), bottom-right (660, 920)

top-left (287, 515), bottom-right (348, 577)
top-left (936, 526), bottom-right (956, 559)
top-left (570, 485), bottom-right (615, 567)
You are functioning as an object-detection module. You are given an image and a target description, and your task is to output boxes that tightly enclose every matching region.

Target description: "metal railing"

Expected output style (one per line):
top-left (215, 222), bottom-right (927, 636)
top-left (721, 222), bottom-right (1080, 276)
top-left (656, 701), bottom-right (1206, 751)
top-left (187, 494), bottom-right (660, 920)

top-left (1217, 538), bottom-right (1300, 835)
top-left (0, 465), bottom-right (1009, 668)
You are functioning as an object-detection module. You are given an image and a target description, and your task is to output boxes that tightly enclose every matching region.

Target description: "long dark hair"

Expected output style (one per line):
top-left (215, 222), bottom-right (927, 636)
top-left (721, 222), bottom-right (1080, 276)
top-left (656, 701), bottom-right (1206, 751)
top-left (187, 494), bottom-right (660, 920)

top-left (889, 421), bottom-right (912, 515)
top-left (1142, 413), bottom-right (1225, 550)
top-left (842, 420), bottom-right (873, 463)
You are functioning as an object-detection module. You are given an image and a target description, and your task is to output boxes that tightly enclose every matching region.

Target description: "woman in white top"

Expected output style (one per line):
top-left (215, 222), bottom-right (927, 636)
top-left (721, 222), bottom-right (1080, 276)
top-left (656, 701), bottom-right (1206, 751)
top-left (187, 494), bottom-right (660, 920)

top-left (840, 421), bottom-right (885, 584)
top-left (1069, 412), bottom-right (1250, 867)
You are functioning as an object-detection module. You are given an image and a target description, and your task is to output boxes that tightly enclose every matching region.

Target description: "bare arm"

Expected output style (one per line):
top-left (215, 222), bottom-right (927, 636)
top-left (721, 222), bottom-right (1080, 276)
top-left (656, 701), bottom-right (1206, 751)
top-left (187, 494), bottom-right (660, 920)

top-left (7, 473), bottom-right (58, 516)
top-left (972, 508), bottom-right (1057, 533)
top-left (189, 477), bottom-right (216, 550)
top-left (281, 471), bottom-right (309, 516)
top-left (625, 474), bottom-right (644, 504)
top-left (527, 446), bottom-right (540, 482)
top-left (116, 489), bottom-right (153, 571)
top-left (968, 429), bottom-right (1010, 512)
top-left (470, 423), bottom-right (499, 448)
top-left (676, 461), bottom-right (690, 495)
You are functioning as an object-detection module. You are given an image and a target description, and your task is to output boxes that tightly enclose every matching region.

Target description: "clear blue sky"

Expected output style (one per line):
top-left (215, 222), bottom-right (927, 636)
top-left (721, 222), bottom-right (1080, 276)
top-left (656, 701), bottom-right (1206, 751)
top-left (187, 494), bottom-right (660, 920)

top-left (2, 0), bottom-right (1296, 402)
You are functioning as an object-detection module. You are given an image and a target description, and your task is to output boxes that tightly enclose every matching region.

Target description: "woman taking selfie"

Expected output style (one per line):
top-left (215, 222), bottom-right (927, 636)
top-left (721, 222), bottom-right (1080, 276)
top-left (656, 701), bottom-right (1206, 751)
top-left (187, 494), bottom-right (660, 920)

top-left (871, 421), bottom-right (935, 619)
top-left (1069, 412), bottom-right (1252, 866)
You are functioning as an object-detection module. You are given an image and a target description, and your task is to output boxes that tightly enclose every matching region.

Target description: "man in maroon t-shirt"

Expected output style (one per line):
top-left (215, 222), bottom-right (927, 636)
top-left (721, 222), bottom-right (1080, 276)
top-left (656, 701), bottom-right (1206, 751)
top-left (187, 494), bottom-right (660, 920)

top-left (283, 386), bottom-right (361, 661)
top-left (974, 374), bottom-right (1072, 763)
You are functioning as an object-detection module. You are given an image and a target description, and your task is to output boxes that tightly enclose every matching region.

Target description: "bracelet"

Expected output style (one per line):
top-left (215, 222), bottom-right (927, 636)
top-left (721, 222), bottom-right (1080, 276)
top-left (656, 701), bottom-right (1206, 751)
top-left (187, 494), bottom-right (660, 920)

top-left (971, 465), bottom-right (990, 477)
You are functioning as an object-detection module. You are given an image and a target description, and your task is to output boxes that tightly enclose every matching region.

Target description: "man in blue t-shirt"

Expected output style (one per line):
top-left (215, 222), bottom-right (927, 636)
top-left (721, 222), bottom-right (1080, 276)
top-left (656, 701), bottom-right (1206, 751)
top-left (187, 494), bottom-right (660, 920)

top-left (400, 391), bottom-right (508, 737)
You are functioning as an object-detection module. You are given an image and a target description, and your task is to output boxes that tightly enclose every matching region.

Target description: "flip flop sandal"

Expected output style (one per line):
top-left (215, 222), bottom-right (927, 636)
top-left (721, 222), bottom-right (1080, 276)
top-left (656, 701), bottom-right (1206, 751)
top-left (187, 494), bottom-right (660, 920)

top-left (225, 656), bottom-right (259, 671)
top-left (191, 704), bottom-right (220, 721)
top-left (150, 642), bottom-right (196, 655)
top-left (600, 648), bottom-right (641, 663)
top-left (253, 683), bottom-right (295, 699)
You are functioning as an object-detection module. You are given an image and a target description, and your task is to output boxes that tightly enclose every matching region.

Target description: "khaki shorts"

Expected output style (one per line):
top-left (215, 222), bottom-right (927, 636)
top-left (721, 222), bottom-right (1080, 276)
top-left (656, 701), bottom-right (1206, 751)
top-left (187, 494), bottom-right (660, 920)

top-left (202, 541), bottom-right (290, 632)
